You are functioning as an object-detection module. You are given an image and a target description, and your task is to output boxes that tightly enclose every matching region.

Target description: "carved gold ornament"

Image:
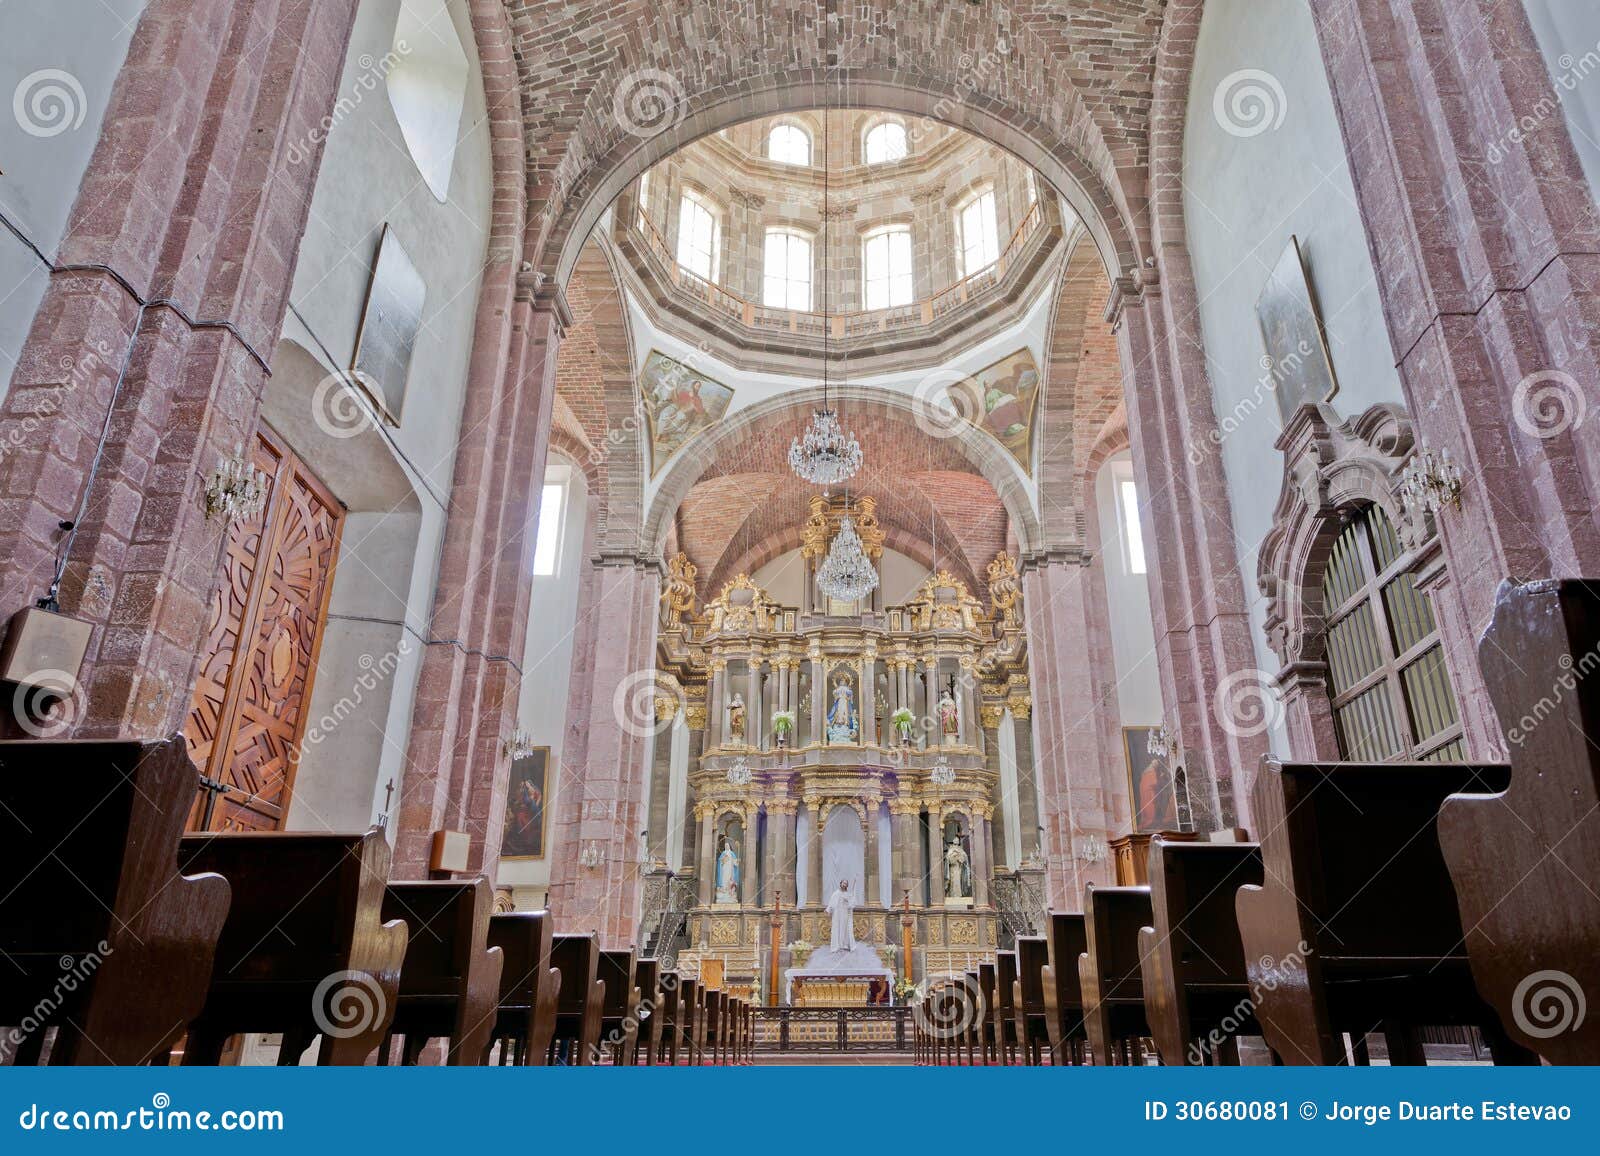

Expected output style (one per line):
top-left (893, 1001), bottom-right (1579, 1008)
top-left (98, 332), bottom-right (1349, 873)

top-left (660, 551), bottom-right (699, 628)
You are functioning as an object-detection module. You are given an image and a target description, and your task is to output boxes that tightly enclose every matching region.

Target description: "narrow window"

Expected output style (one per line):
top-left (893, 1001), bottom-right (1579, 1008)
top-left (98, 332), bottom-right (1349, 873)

top-left (763, 228), bottom-right (813, 311)
top-left (767, 123), bottom-right (811, 166)
top-left (955, 188), bottom-right (1000, 277)
top-left (1119, 478), bottom-right (1146, 575)
top-left (863, 121), bottom-right (908, 164)
top-left (676, 191), bottom-right (721, 283)
top-left (532, 482), bottom-right (566, 576)
top-left (862, 226), bottom-right (914, 309)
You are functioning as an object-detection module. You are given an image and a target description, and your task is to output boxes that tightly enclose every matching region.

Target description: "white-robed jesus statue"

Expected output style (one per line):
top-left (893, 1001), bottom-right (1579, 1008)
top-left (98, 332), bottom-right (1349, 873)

top-left (825, 879), bottom-right (856, 953)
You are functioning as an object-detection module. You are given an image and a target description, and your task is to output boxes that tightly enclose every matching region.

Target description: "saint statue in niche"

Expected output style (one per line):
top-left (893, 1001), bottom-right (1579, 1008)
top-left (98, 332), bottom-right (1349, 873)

top-left (938, 690), bottom-right (959, 738)
top-left (826, 878), bottom-right (856, 952)
top-left (716, 835), bottom-right (740, 903)
top-left (827, 677), bottom-right (858, 743)
top-left (727, 693), bottom-right (746, 743)
top-left (944, 837), bottom-right (971, 900)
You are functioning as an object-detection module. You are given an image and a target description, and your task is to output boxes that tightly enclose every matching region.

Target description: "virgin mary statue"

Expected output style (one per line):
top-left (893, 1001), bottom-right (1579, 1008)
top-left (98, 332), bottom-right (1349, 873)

top-left (825, 879), bottom-right (856, 952)
top-left (826, 678), bottom-right (857, 742)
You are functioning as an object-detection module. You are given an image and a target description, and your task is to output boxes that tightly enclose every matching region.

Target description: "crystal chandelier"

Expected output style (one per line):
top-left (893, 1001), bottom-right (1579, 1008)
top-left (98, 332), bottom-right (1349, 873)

top-left (789, 408), bottom-right (863, 485)
top-left (726, 755), bottom-right (753, 786)
top-left (815, 515), bottom-right (879, 603)
top-left (203, 445), bottom-right (269, 524)
top-left (788, 78), bottom-right (863, 487)
top-left (930, 754), bottom-right (956, 786)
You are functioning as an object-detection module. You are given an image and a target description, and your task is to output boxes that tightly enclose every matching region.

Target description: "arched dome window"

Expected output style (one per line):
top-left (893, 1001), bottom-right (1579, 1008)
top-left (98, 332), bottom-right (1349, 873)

top-left (763, 227), bottom-right (813, 311)
top-left (955, 186), bottom-right (1000, 278)
top-left (863, 120), bottom-right (908, 164)
top-left (676, 189), bottom-right (722, 283)
top-left (767, 122), bottom-right (812, 166)
top-left (862, 225), bottom-right (914, 309)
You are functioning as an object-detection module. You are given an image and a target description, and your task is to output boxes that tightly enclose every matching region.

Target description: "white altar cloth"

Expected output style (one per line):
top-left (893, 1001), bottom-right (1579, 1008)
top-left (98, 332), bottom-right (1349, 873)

top-left (784, 942), bottom-right (894, 1003)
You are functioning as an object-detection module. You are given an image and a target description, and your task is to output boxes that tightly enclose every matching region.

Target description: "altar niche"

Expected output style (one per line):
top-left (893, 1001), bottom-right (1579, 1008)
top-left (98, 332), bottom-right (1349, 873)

top-left (940, 814), bottom-right (974, 907)
top-left (824, 664), bottom-right (859, 744)
top-left (714, 813), bottom-right (747, 905)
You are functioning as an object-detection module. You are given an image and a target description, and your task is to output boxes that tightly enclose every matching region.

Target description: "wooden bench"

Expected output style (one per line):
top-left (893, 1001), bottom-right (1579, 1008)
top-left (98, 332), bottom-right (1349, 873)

top-left (380, 878), bottom-right (503, 1065)
top-left (994, 949), bottom-right (1019, 1065)
top-left (656, 972), bottom-right (692, 1065)
top-left (631, 958), bottom-right (663, 1065)
top-left (703, 989), bottom-right (727, 1065)
top-left (1237, 758), bottom-right (1534, 1065)
top-left (1012, 935), bottom-right (1050, 1065)
top-left (1078, 884), bottom-right (1154, 1065)
top-left (597, 947), bottom-right (641, 1064)
top-left (548, 933), bottom-right (605, 1064)
top-left (177, 828), bottom-right (407, 1064)
top-left (976, 961), bottom-right (1000, 1065)
top-left (1439, 577), bottom-right (1600, 1065)
top-left (1139, 839), bottom-right (1263, 1065)
top-left (1042, 912), bottom-right (1089, 1065)
top-left (0, 737), bottom-right (231, 1065)
top-left (484, 910), bottom-right (560, 1065)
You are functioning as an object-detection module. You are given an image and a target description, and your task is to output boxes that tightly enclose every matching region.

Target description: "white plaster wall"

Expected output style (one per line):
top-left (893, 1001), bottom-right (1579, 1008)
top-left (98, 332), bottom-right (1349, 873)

top-left (0, 1), bottom-right (148, 399)
top-left (1094, 454), bottom-right (1162, 727)
top-left (497, 465), bottom-right (590, 896)
top-left (280, 0), bottom-right (493, 830)
top-left (1182, 0), bottom-right (1405, 753)
top-left (1525, 0), bottom-right (1600, 199)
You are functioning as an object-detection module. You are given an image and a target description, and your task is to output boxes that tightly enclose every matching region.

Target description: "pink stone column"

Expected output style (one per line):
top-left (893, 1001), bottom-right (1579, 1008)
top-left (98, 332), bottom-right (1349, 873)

top-left (0, 0), bottom-right (360, 738)
top-left (1311, 0), bottom-right (1600, 757)
top-left (1021, 554), bottom-right (1120, 908)
top-left (547, 555), bottom-right (662, 948)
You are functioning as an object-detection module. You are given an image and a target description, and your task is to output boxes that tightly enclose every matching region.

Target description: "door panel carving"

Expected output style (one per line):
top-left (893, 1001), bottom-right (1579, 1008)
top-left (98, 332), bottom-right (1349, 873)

top-left (183, 429), bottom-right (342, 831)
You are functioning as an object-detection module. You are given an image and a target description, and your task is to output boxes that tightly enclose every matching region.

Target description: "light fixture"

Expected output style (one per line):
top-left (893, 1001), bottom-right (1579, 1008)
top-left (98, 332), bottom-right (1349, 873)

top-left (726, 755), bottom-right (753, 786)
top-left (789, 408), bottom-right (863, 486)
top-left (1146, 723), bottom-right (1178, 764)
top-left (578, 841), bottom-right (602, 869)
top-left (787, 69), bottom-right (863, 488)
top-left (503, 728), bottom-right (536, 760)
top-left (203, 445), bottom-right (269, 524)
top-left (1398, 444), bottom-right (1463, 516)
top-left (1073, 834), bottom-right (1107, 864)
top-left (815, 514), bottom-right (879, 603)
top-left (929, 753), bottom-right (956, 786)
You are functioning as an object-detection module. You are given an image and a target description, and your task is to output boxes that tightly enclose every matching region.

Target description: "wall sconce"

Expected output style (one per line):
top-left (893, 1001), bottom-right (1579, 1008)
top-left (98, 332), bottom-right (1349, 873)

top-left (725, 755), bottom-right (753, 786)
top-left (1146, 723), bottom-right (1178, 764)
top-left (202, 445), bottom-right (268, 524)
top-left (1399, 445), bottom-right (1463, 516)
top-left (929, 753), bottom-right (956, 786)
top-left (503, 728), bottom-right (536, 760)
top-left (578, 841), bottom-right (602, 869)
top-left (1073, 834), bottom-right (1107, 864)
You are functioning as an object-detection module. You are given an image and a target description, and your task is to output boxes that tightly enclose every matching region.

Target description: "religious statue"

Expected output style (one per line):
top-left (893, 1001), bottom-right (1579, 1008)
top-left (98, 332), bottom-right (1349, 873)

top-left (986, 550), bottom-right (1022, 627)
top-left (716, 835), bottom-right (740, 903)
top-left (728, 693), bottom-right (746, 743)
top-left (826, 676), bottom-right (858, 743)
top-left (944, 838), bottom-right (971, 900)
top-left (659, 551), bottom-right (698, 629)
top-left (938, 690), bottom-right (959, 738)
top-left (826, 878), bottom-right (856, 952)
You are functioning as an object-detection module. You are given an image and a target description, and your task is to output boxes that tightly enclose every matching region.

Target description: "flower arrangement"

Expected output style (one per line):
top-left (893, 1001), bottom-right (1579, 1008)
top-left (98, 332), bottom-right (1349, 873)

top-left (787, 938), bottom-right (814, 966)
top-left (890, 707), bottom-right (915, 739)
top-left (771, 710), bottom-right (795, 743)
top-left (893, 977), bottom-right (921, 1003)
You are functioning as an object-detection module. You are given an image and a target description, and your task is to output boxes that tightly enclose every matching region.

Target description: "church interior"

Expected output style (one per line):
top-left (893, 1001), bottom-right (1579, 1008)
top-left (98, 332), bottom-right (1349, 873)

top-left (0, 0), bottom-right (1598, 1070)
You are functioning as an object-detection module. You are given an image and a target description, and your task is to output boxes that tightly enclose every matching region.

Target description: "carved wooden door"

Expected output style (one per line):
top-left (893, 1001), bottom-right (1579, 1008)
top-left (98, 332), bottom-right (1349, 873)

top-left (183, 428), bottom-right (343, 831)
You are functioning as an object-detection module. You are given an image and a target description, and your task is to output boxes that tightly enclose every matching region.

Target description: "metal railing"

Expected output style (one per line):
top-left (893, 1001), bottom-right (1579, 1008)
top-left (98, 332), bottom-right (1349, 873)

top-left (753, 1006), bottom-right (915, 1054)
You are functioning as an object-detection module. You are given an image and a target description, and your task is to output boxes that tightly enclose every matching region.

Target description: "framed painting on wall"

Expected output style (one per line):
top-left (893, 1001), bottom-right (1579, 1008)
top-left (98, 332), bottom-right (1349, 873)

top-left (940, 347), bottom-right (1041, 470)
top-left (351, 222), bottom-right (427, 426)
top-left (1254, 234), bottom-right (1340, 422)
top-left (1122, 725), bottom-right (1178, 833)
top-left (500, 747), bottom-right (549, 860)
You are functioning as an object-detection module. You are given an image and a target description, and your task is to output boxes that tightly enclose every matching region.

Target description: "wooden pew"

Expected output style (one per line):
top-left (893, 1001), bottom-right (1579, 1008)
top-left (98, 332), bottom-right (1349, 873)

top-left (674, 976), bottom-right (703, 1065)
top-left (1237, 758), bottom-right (1534, 1066)
top-left (484, 910), bottom-right (560, 1065)
top-left (0, 737), bottom-right (230, 1065)
top-left (177, 828), bottom-right (407, 1064)
top-left (380, 879), bottom-right (503, 1065)
top-left (631, 958), bottom-right (662, 1065)
top-left (1078, 884), bottom-right (1154, 1065)
top-left (704, 989), bottom-right (726, 1065)
top-left (1139, 839), bottom-right (1264, 1065)
top-left (1439, 578), bottom-right (1600, 1065)
top-left (657, 972), bottom-right (690, 1065)
top-left (976, 962), bottom-right (999, 1064)
top-left (1012, 935), bottom-right (1050, 1066)
top-left (547, 934), bottom-right (605, 1064)
top-left (597, 947), bottom-right (641, 1064)
top-left (1042, 912), bottom-right (1089, 1065)
top-left (994, 949), bottom-right (1019, 1065)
